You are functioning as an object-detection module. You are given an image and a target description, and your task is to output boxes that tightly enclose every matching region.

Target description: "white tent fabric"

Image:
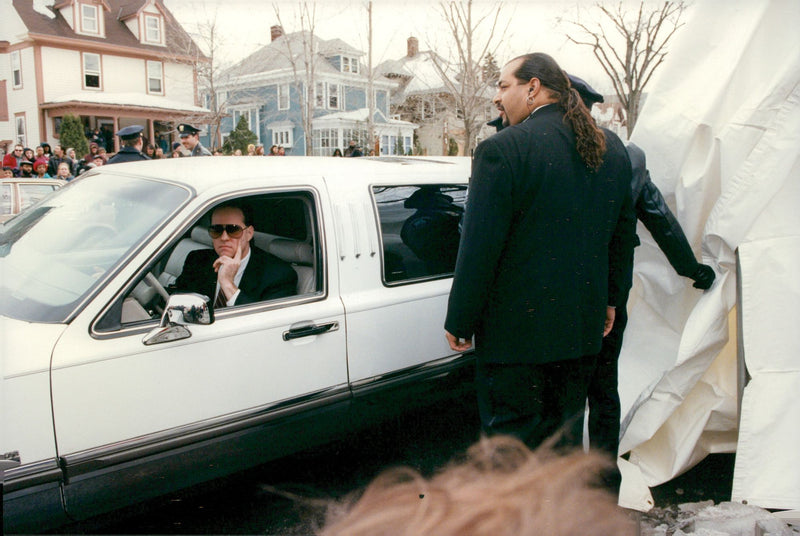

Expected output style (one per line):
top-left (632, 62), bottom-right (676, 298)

top-left (617, 0), bottom-right (800, 512)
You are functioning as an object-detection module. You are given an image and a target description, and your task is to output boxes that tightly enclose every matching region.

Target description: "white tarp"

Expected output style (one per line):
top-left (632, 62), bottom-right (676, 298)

top-left (617, 0), bottom-right (800, 511)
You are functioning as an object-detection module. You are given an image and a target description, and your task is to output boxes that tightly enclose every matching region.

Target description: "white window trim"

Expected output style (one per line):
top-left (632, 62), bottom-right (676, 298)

top-left (15, 115), bottom-right (27, 146)
top-left (341, 56), bottom-right (359, 74)
top-left (143, 14), bottom-right (163, 45)
top-left (277, 84), bottom-right (290, 111)
top-left (146, 60), bottom-right (163, 95)
top-left (79, 3), bottom-right (100, 36)
top-left (269, 121), bottom-right (294, 148)
top-left (328, 83), bottom-right (340, 110)
top-left (11, 50), bottom-right (22, 89)
top-left (82, 52), bottom-right (102, 90)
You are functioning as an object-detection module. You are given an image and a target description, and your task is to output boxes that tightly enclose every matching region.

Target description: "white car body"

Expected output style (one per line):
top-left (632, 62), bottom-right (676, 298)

top-left (1, 156), bottom-right (473, 532)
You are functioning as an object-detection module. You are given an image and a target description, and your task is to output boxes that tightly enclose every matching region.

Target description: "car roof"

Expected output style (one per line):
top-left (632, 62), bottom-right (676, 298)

top-left (82, 156), bottom-right (470, 193)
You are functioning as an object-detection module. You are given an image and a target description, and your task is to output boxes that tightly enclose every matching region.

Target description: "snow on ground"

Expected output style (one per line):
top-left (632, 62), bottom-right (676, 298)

top-left (640, 502), bottom-right (800, 535)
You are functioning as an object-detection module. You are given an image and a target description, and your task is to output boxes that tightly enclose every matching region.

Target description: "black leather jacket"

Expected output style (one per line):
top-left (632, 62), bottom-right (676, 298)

top-left (626, 142), bottom-right (700, 278)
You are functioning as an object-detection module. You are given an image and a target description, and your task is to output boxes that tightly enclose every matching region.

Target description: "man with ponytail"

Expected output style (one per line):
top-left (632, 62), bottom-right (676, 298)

top-left (445, 53), bottom-right (636, 450)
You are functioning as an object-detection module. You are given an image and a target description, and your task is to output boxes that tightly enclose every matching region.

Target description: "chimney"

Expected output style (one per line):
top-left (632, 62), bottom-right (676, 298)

top-left (407, 36), bottom-right (419, 58)
top-left (271, 25), bottom-right (284, 41)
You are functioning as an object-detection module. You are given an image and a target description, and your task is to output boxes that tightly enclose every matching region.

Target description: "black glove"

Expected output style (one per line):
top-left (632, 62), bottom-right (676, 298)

top-left (690, 264), bottom-right (715, 290)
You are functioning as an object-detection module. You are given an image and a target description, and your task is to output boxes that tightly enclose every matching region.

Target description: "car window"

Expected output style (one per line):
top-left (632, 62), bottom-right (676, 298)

top-left (0, 184), bottom-right (12, 216)
top-left (373, 185), bottom-right (466, 284)
top-left (114, 191), bottom-right (320, 327)
top-left (19, 183), bottom-right (59, 211)
top-left (0, 176), bottom-right (189, 323)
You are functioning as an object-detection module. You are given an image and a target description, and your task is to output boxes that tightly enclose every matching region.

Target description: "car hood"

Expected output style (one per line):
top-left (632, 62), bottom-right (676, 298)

top-left (1, 316), bottom-right (65, 378)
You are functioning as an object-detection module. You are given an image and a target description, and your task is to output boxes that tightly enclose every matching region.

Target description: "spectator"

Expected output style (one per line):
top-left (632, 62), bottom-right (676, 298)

top-left (332, 148), bottom-right (343, 157)
top-left (154, 147), bottom-right (165, 159)
top-left (3, 144), bottom-right (24, 170)
top-left (277, 146), bottom-right (285, 156)
top-left (40, 142), bottom-right (52, 159)
top-left (34, 145), bottom-right (46, 161)
top-left (144, 143), bottom-right (156, 159)
top-left (247, 143), bottom-right (256, 156)
top-left (47, 145), bottom-right (73, 177)
top-left (18, 159), bottom-right (34, 178)
top-left (83, 142), bottom-right (100, 163)
top-left (2, 166), bottom-right (14, 178)
top-left (56, 162), bottom-right (74, 181)
top-left (65, 148), bottom-right (79, 175)
top-left (33, 158), bottom-right (51, 178)
top-left (268, 145), bottom-right (279, 156)
top-left (318, 435), bottom-right (635, 536)
top-left (23, 147), bottom-right (35, 163)
top-left (234, 149), bottom-right (243, 156)
top-left (344, 140), bottom-right (358, 156)
top-left (256, 145), bottom-right (265, 156)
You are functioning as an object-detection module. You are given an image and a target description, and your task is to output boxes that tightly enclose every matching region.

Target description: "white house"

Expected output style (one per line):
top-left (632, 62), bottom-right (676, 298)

top-left (1, 0), bottom-right (209, 155)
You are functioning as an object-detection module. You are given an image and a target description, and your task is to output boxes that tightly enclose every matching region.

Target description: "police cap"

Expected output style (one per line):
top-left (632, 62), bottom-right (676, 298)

top-left (177, 123), bottom-right (202, 137)
top-left (117, 125), bottom-right (144, 140)
top-left (567, 74), bottom-right (604, 108)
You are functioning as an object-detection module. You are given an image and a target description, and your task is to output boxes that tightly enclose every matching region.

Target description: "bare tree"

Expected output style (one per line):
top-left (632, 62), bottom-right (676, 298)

top-left (166, 12), bottom-right (227, 149)
top-left (273, 2), bottom-right (318, 156)
top-left (429, 0), bottom-right (507, 155)
top-left (564, 1), bottom-right (687, 137)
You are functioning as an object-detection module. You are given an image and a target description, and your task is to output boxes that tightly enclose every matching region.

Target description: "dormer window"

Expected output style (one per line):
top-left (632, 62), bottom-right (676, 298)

top-left (341, 56), bottom-right (359, 74)
top-left (81, 4), bottom-right (99, 35)
top-left (144, 14), bottom-right (162, 44)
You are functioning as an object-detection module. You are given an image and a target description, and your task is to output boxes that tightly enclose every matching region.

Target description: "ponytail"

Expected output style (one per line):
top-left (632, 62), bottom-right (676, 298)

top-left (512, 53), bottom-right (606, 171)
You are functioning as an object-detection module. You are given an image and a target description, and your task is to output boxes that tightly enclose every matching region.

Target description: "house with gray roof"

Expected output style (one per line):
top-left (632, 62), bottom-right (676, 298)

top-left (1, 0), bottom-right (209, 155)
top-left (212, 25), bottom-right (415, 156)
top-left (377, 36), bottom-right (495, 156)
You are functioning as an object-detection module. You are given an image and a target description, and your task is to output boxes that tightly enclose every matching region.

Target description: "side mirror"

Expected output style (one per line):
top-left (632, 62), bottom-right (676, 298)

top-left (143, 293), bottom-right (213, 346)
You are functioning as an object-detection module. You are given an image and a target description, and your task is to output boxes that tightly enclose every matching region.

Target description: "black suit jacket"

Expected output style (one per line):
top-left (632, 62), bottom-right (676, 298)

top-left (445, 105), bottom-right (636, 365)
top-left (173, 246), bottom-right (297, 305)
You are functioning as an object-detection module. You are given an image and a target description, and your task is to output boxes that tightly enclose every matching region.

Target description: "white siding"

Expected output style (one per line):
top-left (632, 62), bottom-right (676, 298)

top-left (3, 47), bottom-right (42, 147)
top-left (163, 61), bottom-right (196, 103)
top-left (41, 47), bottom-right (83, 99)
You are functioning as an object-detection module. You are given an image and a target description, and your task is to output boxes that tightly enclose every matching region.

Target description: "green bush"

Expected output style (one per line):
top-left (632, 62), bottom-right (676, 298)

top-left (59, 114), bottom-right (89, 158)
top-left (222, 116), bottom-right (257, 154)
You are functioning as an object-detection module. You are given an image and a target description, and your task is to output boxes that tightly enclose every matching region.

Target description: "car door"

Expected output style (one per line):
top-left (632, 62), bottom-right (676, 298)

top-left (48, 187), bottom-right (347, 519)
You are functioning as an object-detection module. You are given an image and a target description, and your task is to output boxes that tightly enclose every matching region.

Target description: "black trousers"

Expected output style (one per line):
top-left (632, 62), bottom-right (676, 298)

top-left (475, 355), bottom-right (597, 451)
top-left (585, 305), bottom-right (628, 456)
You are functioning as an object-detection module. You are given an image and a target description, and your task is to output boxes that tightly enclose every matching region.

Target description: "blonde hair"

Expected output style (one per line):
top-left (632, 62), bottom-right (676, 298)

top-left (318, 435), bottom-right (634, 536)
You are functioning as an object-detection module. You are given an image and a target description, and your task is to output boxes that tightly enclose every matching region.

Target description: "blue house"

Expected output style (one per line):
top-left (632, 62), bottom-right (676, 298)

top-left (211, 25), bottom-right (415, 156)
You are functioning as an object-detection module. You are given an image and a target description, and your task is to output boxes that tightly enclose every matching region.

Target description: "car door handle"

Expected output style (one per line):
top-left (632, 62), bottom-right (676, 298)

top-left (283, 321), bottom-right (339, 341)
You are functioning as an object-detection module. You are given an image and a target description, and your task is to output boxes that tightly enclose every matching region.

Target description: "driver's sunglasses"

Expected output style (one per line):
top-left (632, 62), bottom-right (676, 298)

top-left (208, 224), bottom-right (246, 239)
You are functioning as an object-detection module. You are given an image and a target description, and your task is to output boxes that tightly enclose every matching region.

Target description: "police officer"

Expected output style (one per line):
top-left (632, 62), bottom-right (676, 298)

top-left (177, 123), bottom-right (212, 157)
top-left (107, 125), bottom-right (150, 164)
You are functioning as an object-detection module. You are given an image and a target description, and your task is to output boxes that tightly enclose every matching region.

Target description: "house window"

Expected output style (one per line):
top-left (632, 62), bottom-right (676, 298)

top-left (315, 82), bottom-right (325, 108)
top-left (272, 127), bottom-right (293, 148)
top-left (312, 128), bottom-right (339, 156)
top-left (343, 128), bottom-right (368, 147)
top-left (11, 51), bottom-right (22, 88)
top-left (81, 4), bottom-right (99, 34)
top-left (15, 114), bottom-right (26, 146)
top-left (147, 61), bottom-right (163, 94)
top-left (277, 84), bottom-right (290, 110)
top-left (83, 53), bottom-right (101, 89)
top-left (328, 84), bottom-right (340, 110)
top-left (144, 15), bottom-right (162, 43)
top-left (342, 56), bottom-right (359, 74)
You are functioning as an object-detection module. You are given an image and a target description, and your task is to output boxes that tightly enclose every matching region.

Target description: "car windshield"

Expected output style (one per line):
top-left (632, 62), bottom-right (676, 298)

top-left (0, 175), bottom-right (189, 322)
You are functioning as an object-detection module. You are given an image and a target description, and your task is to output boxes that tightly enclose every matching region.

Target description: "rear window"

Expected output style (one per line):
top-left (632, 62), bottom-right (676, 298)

top-left (372, 185), bottom-right (467, 284)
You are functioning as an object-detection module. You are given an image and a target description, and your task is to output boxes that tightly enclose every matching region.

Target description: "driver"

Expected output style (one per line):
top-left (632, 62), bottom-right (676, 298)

top-left (173, 201), bottom-right (297, 307)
